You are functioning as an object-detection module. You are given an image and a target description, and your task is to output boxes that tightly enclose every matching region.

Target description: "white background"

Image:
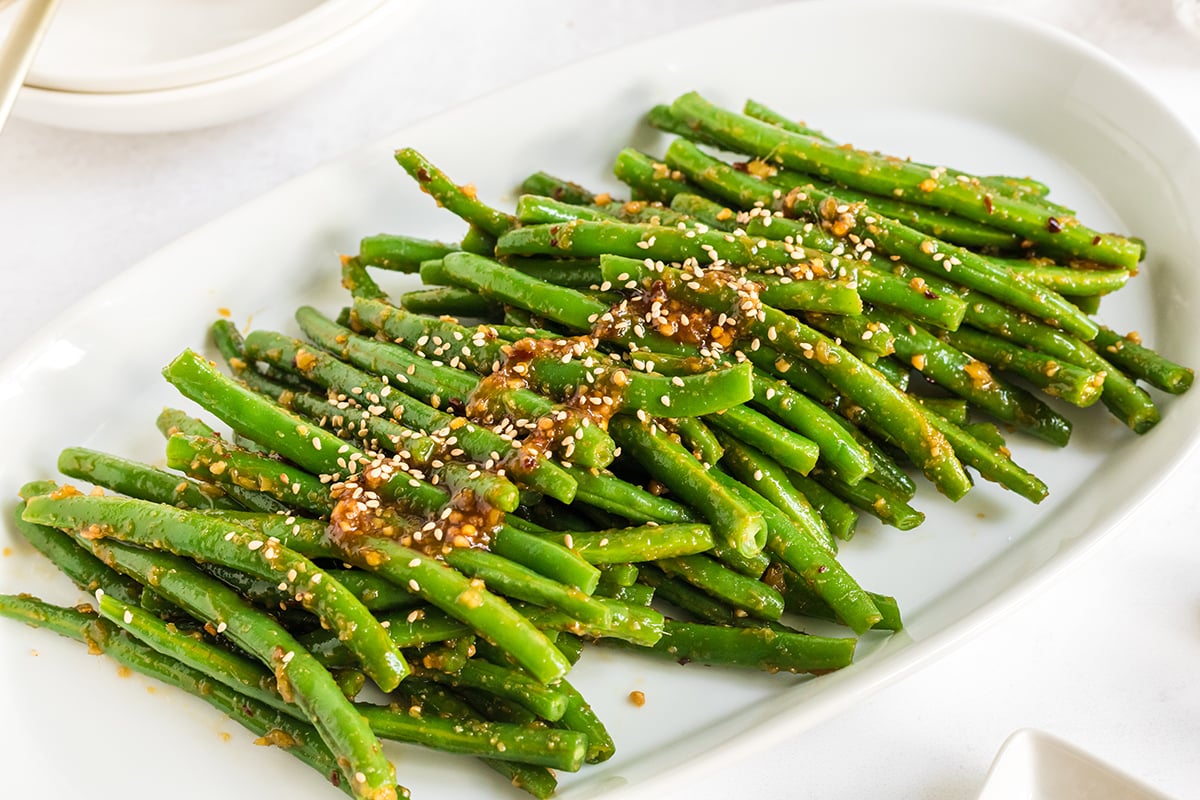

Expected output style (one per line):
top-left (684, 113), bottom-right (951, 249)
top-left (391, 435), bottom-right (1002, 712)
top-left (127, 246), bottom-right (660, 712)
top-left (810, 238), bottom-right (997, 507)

top-left (2, 1), bottom-right (1200, 797)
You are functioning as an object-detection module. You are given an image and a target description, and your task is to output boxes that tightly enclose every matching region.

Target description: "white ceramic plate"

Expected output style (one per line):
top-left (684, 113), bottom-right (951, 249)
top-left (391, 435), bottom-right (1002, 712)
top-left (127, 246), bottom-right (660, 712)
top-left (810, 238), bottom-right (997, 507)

top-left (2, 1), bottom-right (1199, 798)
top-left (978, 730), bottom-right (1174, 800)
top-left (8, 1), bottom-right (416, 133)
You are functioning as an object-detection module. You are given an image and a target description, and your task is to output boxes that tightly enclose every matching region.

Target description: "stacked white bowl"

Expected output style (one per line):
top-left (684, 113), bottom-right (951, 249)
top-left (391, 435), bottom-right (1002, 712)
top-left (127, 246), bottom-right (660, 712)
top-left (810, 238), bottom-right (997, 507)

top-left (3, 0), bottom-right (415, 132)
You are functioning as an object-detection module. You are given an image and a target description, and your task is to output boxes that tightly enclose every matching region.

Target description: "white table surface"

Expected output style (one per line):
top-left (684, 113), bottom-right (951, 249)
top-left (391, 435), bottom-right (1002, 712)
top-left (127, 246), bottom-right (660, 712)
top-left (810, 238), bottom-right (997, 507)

top-left (3, 1), bottom-right (1199, 798)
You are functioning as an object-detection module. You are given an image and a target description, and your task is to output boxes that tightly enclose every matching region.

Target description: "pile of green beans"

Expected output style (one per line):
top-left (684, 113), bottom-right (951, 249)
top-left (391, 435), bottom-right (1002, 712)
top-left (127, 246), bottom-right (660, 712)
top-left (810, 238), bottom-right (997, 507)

top-left (5, 94), bottom-right (1191, 800)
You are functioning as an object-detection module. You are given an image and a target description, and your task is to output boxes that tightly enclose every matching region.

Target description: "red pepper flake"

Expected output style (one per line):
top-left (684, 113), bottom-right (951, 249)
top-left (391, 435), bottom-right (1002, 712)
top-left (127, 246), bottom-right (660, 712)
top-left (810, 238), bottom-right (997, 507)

top-left (983, 194), bottom-right (994, 214)
top-left (1047, 217), bottom-right (1062, 233)
top-left (1092, 235), bottom-right (1101, 245)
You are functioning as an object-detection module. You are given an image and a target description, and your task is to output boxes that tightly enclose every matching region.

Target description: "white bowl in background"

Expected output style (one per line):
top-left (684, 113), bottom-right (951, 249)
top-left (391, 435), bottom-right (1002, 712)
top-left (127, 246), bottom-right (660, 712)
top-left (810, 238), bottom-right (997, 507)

top-left (979, 730), bottom-right (1175, 800)
top-left (7, 0), bottom-right (417, 133)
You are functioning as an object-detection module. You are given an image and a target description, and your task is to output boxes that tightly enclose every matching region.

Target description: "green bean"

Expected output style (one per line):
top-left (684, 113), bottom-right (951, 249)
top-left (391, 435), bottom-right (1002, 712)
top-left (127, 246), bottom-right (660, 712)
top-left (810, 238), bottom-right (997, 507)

top-left (703, 404), bottom-right (820, 475)
top-left (609, 416), bottom-right (765, 557)
top-left (716, 435), bottom-right (836, 553)
top-left (597, 564), bottom-right (640, 596)
top-left (99, 594), bottom-right (586, 771)
top-left (912, 396), bottom-right (969, 425)
top-left (165, 433), bottom-right (335, 516)
top-left (342, 255), bottom-right (389, 300)
top-left (611, 259), bottom-right (972, 499)
top-left (739, 215), bottom-right (969, 330)
top-left (359, 233), bottom-right (460, 272)
top-left (561, 523), bottom-right (715, 564)
top-left (302, 608), bottom-right (469, 666)
top-left (994, 257), bottom-right (1130, 295)
top-left (505, 257), bottom-right (604, 289)
top-left (392, 679), bottom-right (558, 798)
top-left (516, 194), bottom-right (615, 225)
top-left (24, 491), bottom-right (408, 692)
top-left (298, 304), bottom-right (616, 472)
top-left (0, 595), bottom-right (358, 796)
top-left (413, 659), bottom-right (569, 722)
top-left (745, 97), bottom-right (1055, 206)
top-left (64, 532), bottom-right (397, 799)
top-left (867, 307), bottom-right (1072, 444)
top-left (709, 468), bottom-right (881, 633)
top-left (520, 601), bottom-right (663, 648)
top-left (1093, 327), bottom-right (1194, 395)
top-left (489, 525), bottom-right (601, 594)
top-left (349, 299), bottom-right (620, 468)
top-left (657, 554), bottom-right (784, 620)
top-left (460, 225), bottom-right (498, 256)
top-left (748, 372), bottom-right (873, 484)
top-left (57, 446), bottom-right (238, 511)
top-left (669, 92), bottom-right (1139, 270)
top-left (556, 678), bottom-right (615, 764)
top-left (442, 547), bottom-right (612, 626)
top-left (765, 562), bottom-right (903, 631)
top-left (811, 470), bottom-right (926, 531)
top-left (612, 148), bottom-right (692, 203)
top-left (633, 620), bottom-right (856, 674)
top-left (520, 171), bottom-right (597, 204)
top-left (608, 582), bottom-right (655, 606)
top-left (942, 326), bottom-right (1105, 408)
top-left (400, 286), bottom-right (499, 318)
top-left (741, 98), bottom-right (834, 141)
top-left (652, 137), bottom-right (1096, 337)
top-left (783, 471), bottom-right (858, 542)
top-left (926, 277), bottom-right (1160, 432)
top-left (669, 192), bottom-right (738, 230)
top-left (11, 500), bottom-right (143, 605)
top-left (671, 416), bottom-right (724, 464)
top-left (394, 148), bottom-right (516, 238)
top-left (637, 564), bottom-right (740, 625)
top-left (1065, 293), bottom-right (1101, 315)
top-left (240, 330), bottom-right (578, 504)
